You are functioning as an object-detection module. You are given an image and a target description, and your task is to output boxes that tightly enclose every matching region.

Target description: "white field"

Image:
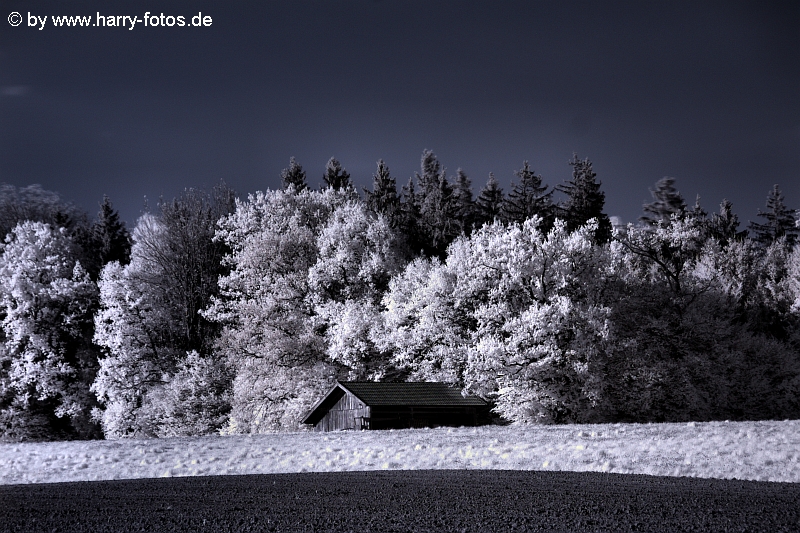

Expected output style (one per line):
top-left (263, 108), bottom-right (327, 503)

top-left (0, 420), bottom-right (798, 485)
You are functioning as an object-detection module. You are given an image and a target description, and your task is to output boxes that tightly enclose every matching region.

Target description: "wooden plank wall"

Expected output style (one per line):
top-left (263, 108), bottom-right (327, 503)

top-left (316, 391), bottom-right (370, 431)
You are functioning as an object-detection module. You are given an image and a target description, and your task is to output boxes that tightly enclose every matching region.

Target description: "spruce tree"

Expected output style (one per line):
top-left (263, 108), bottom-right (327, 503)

top-left (687, 195), bottom-right (708, 222)
top-left (749, 184), bottom-right (798, 247)
top-left (404, 150), bottom-right (461, 257)
top-left (416, 149), bottom-right (441, 199)
top-left (557, 154), bottom-right (612, 243)
top-left (640, 177), bottom-right (687, 226)
top-left (426, 169), bottom-right (460, 256)
top-left (322, 157), bottom-right (352, 191)
top-left (399, 176), bottom-right (424, 256)
top-left (453, 168), bottom-right (476, 235)
top-left (364, 159), bottom-right (400, 225)
top-left (475, 173), bottom-right (504, 227)
top-left (710, 199), bottom-right (746, 246)
top-left (91, 196), bottom-right (131, 267)
top-left (280, 157), bottom-right (308, 191)
top-left (503, 161), bottom-right (553, 229)
top-left (406, 150), bottom-right (440, 234)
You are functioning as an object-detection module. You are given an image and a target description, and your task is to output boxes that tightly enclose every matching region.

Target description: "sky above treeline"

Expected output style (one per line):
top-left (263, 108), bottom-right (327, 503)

top-left (1, 1), bottom-right (798, 228)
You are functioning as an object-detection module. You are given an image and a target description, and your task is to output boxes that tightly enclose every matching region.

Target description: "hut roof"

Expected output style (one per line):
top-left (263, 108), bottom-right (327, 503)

top-left (339, 381), bottom-right (487, 406)
top-left (302, 381), bottom-right (486, 425)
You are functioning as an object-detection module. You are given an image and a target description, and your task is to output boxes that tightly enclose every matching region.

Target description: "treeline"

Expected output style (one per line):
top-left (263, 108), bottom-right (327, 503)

top-left (0, 152), bottom-right (799, 440)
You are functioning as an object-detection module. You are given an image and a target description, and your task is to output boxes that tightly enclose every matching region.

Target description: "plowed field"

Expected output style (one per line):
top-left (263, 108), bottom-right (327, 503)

top-left (1, 470), bottom-right (797, 532)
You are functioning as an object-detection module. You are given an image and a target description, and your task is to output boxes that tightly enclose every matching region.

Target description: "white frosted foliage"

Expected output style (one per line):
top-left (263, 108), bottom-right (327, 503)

top-left (0, 221), bottom-right (97, 437)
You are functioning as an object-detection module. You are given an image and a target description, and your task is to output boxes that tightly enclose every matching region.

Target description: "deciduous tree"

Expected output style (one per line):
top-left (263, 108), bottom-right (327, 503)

top-left (309, 202), bottom-right (404, 380)
top-left (0, 184), bottom-right (87, 244)
top-left (204, 187), bottom-right (350, 432)
top-left (378, 217), bottom-right (611, 423)
top-left (0, 222), bottom-right (99, 440)
top-left (92, 184), bottom-right (235, 437)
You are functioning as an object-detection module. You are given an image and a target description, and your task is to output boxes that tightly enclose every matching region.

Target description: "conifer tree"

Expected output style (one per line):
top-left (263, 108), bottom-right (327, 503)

top-left (399, 176), bottom-right (424, 255)
top-left (503, 161), bottom-right (552, 229)
top-left (280, 157), bottom-right (308, 191)
top-left (640, 177), bottom-right (687, 226)
top-left (405, 150), bottom-right (460, 257)
top-left (688, 195), bottom-right (707, 220)
top-left (416, 149), bottom-right (441, 199)
top-left (557, 154), bottom-right (611, 243)
top-left (709, 199), bottom-right (746, 246)
top-left (91, 196), bottom-right (131, 267)
top-left (364, 159), bottom-right (400, 225)
top-left (322, 157), bottom-right (352, 191)
top-left (475, 173), bottom-right (504, 227)
top-left (749, 184), bottom-right (798, 247)
top-left (453, 168), bottom-right (476, 235)
top-left (402, 150), bottom-right (440, 240)
top-left (423, 169), bottom-right (460, 256)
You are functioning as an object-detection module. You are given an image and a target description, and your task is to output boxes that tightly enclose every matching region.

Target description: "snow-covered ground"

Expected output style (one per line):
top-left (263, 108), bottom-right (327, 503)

top-left (1, 420), bottom-right (798, 485)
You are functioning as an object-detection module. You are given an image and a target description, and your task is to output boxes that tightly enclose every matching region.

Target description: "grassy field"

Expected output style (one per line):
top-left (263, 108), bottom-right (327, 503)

top-left (1, 419), bottom-right (797, 485)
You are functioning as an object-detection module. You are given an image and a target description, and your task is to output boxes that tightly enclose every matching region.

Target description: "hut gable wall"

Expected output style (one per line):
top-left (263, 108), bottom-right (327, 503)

top-left (316, 390), bottom-right (370, 432)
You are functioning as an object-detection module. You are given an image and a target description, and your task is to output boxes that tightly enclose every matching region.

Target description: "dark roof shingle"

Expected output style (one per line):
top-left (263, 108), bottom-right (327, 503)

top-left (338, 381), bottom-right (487, 407)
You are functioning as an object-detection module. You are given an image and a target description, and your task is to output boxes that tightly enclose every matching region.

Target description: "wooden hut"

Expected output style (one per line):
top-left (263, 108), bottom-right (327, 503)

top-left (302, 381), bottom-right (489, 431)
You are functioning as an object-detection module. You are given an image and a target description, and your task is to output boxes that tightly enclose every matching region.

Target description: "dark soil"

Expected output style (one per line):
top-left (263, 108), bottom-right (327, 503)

top-left (1, 470), bottom-right (798, 532)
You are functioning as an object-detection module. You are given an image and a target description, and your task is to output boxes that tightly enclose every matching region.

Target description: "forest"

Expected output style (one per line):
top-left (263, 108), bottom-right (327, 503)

top-left (1, 151), bottom-right (799, 441)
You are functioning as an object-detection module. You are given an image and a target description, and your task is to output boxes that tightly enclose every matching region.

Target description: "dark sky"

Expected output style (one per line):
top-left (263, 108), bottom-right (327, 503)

top-left (1, 0), bottom-right (798, 228)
